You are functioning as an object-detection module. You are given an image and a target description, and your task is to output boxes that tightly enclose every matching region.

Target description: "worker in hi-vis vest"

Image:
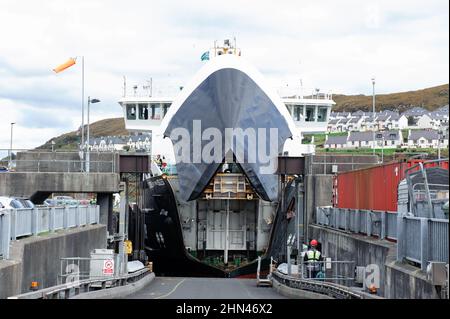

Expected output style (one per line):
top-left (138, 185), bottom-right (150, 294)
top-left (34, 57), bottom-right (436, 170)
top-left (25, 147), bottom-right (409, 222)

top-left (303, 239), bottom-right (323, 278)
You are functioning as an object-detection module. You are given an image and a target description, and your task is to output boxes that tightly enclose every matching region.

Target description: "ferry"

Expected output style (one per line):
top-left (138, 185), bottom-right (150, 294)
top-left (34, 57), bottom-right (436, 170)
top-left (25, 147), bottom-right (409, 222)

top-left (118, 40), bottom-right (335, 277)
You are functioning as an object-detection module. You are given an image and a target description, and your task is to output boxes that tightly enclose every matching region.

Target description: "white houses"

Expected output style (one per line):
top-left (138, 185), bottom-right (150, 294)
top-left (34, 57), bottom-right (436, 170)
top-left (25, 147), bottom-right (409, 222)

top-left (336, 118), bottom-right (350, 132)
top-left (402, 107), bottom-right (429, 128)
top-left (416, 114), bottom-right (434, 129)
top-left (375, 114), bottom-right (391, 130)
top-left (324, 135), bottom-right (348, 149)
top-left (127, 135), bottom-right (151, 151)
top-left (327, 106), bottom-right (448, 139)
top-left (324, 130), bottom-right (403, 149)
top-left (347, 130), bottom-right (402, 149)
top-left (386, 114), bottom-right (408, 130)
top-left (407, 130), bottom-right (440, 148)
top-left (360, 116), bottom-right (376, 132)
top-left (378, 130), bottom-right (404, 148)
top-left (327, 119), bottom-right (340, 132)
top-left (346, 117), bottom-right (364, 131)
top-left (88, 134), bottom-right (152, 152)
top-left (88, 137), bottom-right (125, 152)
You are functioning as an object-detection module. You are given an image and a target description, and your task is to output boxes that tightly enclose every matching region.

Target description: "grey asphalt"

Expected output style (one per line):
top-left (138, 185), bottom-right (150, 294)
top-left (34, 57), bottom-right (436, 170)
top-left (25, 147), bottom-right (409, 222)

top-left (128, 277), bottom-right (287, 299)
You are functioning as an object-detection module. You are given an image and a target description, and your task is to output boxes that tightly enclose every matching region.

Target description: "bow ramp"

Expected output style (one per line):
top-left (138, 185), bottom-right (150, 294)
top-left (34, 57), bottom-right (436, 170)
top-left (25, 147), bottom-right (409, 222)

top-left (162, 54), bottom-right (294, 202)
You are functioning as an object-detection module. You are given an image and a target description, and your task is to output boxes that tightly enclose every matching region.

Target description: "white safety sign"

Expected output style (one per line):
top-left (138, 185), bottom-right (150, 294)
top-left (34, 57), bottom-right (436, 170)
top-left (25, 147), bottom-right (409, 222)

top-left (102, 259), bottom-right (114, 275)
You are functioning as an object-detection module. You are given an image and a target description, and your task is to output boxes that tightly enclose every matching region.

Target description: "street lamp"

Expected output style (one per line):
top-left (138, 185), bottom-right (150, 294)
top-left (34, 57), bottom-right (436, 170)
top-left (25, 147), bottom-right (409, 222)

top-left (9, 122), bottom-right (15, 169)
top-left (79, 56), bottom-right (85, 153)
top-left (438, 129), bottom-right (442, 160)
top-left (371, 78), bottom-right (376, 156)
top-left (86, 96), bottom-right (100, 172)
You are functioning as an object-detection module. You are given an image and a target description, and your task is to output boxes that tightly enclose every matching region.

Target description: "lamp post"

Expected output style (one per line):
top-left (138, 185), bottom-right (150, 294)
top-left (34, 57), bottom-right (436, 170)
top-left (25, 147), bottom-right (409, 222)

top-left (371, 78), bottom-right (376, 156)
top-left (86, 97), bottom-right (101, 172)
top-left (437, 129), bottom-right (442, 160)
top-left (9, 122), bottom-right (15, 169)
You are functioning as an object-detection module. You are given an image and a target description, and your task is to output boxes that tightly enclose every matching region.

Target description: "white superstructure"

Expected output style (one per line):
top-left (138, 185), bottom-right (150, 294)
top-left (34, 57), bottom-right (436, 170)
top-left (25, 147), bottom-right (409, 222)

top-left (118, 40), bottom-right (335, 162)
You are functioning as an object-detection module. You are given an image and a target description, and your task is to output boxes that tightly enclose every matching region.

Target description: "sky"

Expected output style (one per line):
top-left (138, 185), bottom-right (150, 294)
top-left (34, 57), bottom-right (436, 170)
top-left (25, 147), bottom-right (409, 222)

top-left (0, 0), bottom-right (448, 151)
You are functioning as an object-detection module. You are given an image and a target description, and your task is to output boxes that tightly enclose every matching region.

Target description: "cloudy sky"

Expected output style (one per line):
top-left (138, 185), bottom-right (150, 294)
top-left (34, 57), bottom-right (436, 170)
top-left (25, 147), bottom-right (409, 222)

top-left (0, 0), bottom-right (448, 150)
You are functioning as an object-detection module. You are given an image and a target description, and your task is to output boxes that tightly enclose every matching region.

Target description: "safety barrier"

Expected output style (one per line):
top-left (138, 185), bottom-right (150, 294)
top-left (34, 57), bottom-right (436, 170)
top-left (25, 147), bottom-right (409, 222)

top-left (316, 207), bottom-right (398, 240)
top-left (0, 205), bottom-right (99, 260)
top-left (8, 268), bottom-right (151, 299)
top-left (316, 207), bottom-right (449, 270)
top-left (0, 211), bottom-right (9, 259)
top-left (271, 270), bottom-right (362, 299)
top-left (397, 215), bottom-right (449, 271)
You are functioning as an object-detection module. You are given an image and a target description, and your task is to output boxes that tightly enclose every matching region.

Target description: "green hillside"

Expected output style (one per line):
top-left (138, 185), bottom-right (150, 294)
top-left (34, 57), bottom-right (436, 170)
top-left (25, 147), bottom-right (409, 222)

top-left (332, 84), bottom-right (448, 113)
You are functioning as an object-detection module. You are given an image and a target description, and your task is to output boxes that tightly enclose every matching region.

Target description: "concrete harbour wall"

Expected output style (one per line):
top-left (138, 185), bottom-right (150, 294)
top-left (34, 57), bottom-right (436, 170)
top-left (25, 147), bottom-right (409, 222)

top-left (0, 224), bottom-right (107, 298)
top-left (310, 225), bottom-right (441, 299)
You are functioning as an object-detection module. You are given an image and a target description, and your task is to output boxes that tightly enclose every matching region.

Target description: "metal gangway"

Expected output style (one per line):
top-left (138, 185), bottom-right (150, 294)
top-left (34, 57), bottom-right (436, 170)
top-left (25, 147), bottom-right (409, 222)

top-left (256, 256), bottom-right (274, 287)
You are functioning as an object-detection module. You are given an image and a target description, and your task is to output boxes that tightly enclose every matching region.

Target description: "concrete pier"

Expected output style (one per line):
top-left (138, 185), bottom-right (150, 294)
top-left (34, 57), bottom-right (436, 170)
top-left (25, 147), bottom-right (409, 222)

top-left (0, 225), bottom-right (107, 299)
top-left (0, 172), bottom-right (120, 201)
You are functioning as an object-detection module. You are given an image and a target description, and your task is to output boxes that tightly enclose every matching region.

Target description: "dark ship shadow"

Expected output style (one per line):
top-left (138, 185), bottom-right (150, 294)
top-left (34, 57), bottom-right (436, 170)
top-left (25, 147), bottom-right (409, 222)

top-left (142, 176), bottom-right (225, 277)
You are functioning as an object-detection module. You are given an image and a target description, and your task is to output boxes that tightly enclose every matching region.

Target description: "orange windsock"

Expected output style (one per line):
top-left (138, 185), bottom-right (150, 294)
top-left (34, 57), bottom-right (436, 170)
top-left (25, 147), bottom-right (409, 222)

top-left (53, 58), bottom-right (76, 73)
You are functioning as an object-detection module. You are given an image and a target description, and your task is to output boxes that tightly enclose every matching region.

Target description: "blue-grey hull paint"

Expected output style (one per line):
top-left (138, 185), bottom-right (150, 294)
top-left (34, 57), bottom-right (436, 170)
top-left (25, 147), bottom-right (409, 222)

top-left (164, 68), bottom-right (292, 202)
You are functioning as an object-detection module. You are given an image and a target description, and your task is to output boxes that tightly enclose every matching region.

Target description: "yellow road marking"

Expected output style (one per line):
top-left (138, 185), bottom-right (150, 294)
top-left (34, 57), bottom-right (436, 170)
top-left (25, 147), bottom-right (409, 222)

top-left (155, 278), bottom-right (187, 299)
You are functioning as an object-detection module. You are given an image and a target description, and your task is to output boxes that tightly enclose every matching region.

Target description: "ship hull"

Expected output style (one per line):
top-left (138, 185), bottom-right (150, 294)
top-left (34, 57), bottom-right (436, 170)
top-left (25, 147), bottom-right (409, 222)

top-left (139, 176), bottom-right (299, 278)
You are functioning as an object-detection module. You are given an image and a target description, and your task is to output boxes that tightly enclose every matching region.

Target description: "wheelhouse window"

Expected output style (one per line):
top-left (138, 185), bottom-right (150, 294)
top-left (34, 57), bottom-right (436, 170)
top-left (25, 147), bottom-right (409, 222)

top-left (293, 105), bottom-right (303, 122)
top-left (150, 103), bottom-right (161, 120)
top-left (162, 103), bottom-right (171, 118)
top-left (10, 200), bottom-right (23, 209)
top-left (305, 105), bottom-right (316, 122)
top-left (138, 104), bottom-right (149, 120)
top-left (285, 104), bottom-right (293, 116)
top-left (126, 104), bottom-right (136, 120)
top-left (317, 106), bottom-right (328, 122)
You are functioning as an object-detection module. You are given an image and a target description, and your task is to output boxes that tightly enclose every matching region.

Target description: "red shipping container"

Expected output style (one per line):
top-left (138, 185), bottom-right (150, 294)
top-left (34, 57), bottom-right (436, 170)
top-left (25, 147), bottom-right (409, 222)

top-left (332, 159), bottom-right (448, 212)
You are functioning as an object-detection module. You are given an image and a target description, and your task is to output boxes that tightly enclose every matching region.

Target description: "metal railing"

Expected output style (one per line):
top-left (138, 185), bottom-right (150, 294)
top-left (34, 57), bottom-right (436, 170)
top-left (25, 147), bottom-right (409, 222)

top-left (58, 256), bottom-right (119, 285)
top-left (271, 270), bottom-right (362, 299)
top-left (307, 154), bottom-right (378, 175)
top-left (12, 159), bottom-right (116, 173)
top-left (316, 206), bottom-right (449, 271)
top-left (397, 215), bottom-right (449, 271)
top-left (404, 159), bottom-right (449, 219)
top-left (316, 207), bottom-right (398, 240)
top-left (0, 205), bottom-right (100, 260)
top-left (0, 149), bottom-right (118, 173)
top-left (9, 268), bottom-right (151, 299)
top-left (276, 86), bottom-right (333, 101)
top-left (0, 211), bottom-right (9, 260)
top-left (298, 260), bottom-right (356, 283)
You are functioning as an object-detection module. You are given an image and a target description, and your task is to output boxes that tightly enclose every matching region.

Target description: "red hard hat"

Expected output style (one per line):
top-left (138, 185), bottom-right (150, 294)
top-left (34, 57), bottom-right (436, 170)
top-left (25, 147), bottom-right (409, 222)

top-left (310, 239), bottom-right (318, 247)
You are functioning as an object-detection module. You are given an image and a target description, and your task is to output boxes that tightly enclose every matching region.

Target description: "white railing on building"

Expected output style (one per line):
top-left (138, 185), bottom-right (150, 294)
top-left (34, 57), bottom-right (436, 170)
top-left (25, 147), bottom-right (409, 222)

top-left (0, 205), bottom-right (100, 260)
top-left (316, 206), bottom-right (449, 271)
